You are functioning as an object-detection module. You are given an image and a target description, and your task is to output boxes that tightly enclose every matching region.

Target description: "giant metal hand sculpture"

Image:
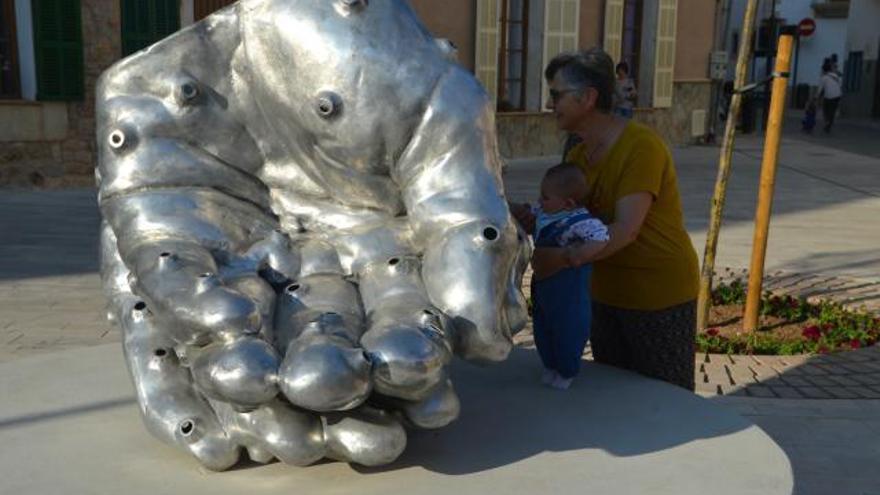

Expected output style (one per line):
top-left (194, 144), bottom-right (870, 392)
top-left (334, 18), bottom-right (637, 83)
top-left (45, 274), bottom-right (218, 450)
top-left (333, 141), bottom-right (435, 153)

top-left (97, 0), bottom-right (529, 470)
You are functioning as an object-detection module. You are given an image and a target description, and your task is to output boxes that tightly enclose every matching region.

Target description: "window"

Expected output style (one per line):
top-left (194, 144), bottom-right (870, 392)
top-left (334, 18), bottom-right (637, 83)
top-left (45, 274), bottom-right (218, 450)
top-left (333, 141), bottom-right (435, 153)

top-left (33, 0), bottom-right (84, 100)
top-left (475, 0), bottom-right (501, 107)
top-left (0, 0), bottom-right (20, 98)
top-left (542, 0), bottom-right (579, 109)
top-left (194, 0), bottom-right (236, 21)
top-left (603, 0), bottom-right (624, 63)
top-left (121, 0), bottom-right (180, 56)
top-left (498, 0), bottom-right (529, 111)
top-left (844, 51), bottom-right (863, 93)
top-left (620, 0), bottom-right (642, 81)
top-left (651, 0), bottom-right (677, 108)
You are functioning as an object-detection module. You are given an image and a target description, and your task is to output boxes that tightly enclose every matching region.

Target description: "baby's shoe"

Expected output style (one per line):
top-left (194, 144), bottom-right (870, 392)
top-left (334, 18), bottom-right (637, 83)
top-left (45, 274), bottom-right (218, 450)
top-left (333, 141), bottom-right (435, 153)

top-left (550, 375), bottom-right (573, 390)
top-left (541, 368), bottom-right (557, 385)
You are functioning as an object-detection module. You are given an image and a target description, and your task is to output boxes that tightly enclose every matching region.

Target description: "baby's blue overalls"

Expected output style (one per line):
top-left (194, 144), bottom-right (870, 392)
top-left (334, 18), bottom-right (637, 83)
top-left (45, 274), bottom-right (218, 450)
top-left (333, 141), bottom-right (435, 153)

top-left (532, 213), bottom-right (594, 379)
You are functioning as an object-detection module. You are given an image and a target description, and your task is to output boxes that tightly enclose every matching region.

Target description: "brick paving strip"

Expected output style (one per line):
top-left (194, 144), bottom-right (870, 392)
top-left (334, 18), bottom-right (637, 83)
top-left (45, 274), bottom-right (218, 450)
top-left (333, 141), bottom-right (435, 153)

top-left (517, 267), bottom-right (880, 400)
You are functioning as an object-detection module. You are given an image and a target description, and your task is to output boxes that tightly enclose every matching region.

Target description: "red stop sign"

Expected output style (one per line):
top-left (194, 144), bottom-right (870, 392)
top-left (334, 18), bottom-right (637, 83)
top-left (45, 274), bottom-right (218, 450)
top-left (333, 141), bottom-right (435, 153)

top-left (798, 18), bottom-right (816, 37)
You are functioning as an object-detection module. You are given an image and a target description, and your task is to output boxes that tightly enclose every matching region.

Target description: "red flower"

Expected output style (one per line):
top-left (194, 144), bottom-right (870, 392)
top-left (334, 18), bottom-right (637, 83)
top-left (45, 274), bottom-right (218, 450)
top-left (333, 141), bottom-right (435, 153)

top-left (821, 323), bottom-right (834, 333)
top-left (706, 328), bottom-right (720, 337)
top-left (788, 297), bottom-right (800, 309)
top-left (850, 339), bottom-right (862, 349)
top-left (817, 346), bottom-right (830, 354)
top-left (802, 325), bottom-right (821, 341)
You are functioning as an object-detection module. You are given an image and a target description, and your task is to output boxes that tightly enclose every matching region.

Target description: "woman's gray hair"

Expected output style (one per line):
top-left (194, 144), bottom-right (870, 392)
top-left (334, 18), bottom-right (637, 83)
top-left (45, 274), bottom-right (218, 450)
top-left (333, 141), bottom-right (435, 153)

top-left (544, 48), bottom-right (615, 112)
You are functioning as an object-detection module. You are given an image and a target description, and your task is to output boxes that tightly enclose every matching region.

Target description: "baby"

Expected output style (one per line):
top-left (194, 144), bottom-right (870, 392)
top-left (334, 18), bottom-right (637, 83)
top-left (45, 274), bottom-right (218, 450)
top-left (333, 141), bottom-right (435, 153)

top-left (522, 163), bottom-right (609, 389)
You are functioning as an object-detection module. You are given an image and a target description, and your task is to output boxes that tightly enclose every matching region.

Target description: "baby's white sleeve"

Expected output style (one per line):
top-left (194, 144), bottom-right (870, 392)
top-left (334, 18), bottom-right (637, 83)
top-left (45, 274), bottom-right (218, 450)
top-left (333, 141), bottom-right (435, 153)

top-left (560, 218), bottom-right (610, 245)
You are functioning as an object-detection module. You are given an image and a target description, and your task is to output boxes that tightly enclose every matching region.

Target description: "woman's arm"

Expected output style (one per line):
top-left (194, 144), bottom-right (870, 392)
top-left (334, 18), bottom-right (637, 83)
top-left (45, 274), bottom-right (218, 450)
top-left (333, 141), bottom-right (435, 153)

top-left (570, 191), bottom-right (653, 264)
top-left (532, 193), bottom-right (652, 279)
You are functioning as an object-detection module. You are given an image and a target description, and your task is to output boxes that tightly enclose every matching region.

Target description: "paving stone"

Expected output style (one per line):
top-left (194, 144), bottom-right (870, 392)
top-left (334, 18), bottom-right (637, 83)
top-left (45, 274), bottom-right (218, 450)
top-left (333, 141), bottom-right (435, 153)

top-left (725, 364), bottom-right (756, 386)
top-left (849, 387), bottom-right (880, 399)
top-left (855, 373), bottom-right (880, 385)
top-left (798, 364), bottom-right (833, 376)
top-left (826, 375), bottom-right (866, 387)
top-left (825, 387), bottom-right (863, 399)
top-left (742, 385), bottom-right (775, 398)
top-left (796, 387), bottom-right (835, 399)
top-left (780, 375), bottom-right (813, 387)
top-left (770, 386), bottom-right (805, 399)
top-left (805, 375), bottom-right (839, 387)
top-left (757, 377), bottom-right (787, 388)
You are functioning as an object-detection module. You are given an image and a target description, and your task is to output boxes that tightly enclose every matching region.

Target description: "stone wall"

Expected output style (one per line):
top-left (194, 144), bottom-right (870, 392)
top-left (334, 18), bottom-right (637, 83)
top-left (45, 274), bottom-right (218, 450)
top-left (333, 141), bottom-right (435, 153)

top-left (0, 0), bottom-right (120, 187)
top-left (496, 81), bottom-right (713, 159)
top-left (635, 81), bottom-right (712, 147)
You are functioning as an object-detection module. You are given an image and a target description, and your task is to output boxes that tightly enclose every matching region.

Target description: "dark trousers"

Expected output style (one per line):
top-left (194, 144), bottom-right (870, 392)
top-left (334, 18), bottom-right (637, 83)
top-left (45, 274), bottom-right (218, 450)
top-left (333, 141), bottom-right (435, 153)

top-left (532, 265), bottom-right (593, 379)
top-left (590, 300), bottom-right (696, 391)
top-left (822, 97), bottom-right (840, 132)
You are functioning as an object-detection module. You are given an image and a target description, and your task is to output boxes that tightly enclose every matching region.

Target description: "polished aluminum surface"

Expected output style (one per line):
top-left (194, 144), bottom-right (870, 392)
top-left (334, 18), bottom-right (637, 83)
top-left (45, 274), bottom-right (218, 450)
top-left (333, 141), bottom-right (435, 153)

top-left (97, 0), bottom-right (528, 470)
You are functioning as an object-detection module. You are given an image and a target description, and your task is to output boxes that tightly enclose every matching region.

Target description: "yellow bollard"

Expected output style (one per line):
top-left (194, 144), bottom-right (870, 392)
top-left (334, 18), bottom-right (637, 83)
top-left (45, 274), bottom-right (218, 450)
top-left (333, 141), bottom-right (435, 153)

top-left (743, 32), bottom-right (795, 332)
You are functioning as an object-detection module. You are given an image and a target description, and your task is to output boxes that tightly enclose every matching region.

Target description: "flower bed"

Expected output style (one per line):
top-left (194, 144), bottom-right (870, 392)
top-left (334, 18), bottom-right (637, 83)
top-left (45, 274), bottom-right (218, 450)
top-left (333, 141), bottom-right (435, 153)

top-left (698, 273), bottom-right (880, 355)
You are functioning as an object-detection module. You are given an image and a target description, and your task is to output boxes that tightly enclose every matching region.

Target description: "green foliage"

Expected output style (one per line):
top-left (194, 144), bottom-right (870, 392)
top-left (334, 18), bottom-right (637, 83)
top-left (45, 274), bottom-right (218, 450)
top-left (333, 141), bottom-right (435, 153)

top-left (699, 276), bottom-right (880, 355)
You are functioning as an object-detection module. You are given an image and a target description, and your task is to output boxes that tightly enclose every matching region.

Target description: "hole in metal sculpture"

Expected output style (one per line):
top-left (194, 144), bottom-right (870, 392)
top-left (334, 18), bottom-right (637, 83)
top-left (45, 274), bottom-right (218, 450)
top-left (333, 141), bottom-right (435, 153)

top-left (179, 420), bottom-right (195, 436)
top-left (159, 252), bottom-right (171, 258)
top-left (388, 257), bottom-right (400, 266)
top-left (338, 0), bottom-right (368, 12)
top-left (287, 283), bottom-right (301, 292)
top-left (483, 227), bottom-right (499, 241)
top-left (181, 82), bottom-right (199, 100)
top-left (315, 91), bottom-right (341, 118)
top-left (199, 273), bottom-right (212, 278)
top-left (134, 301), bottom-right (147, 311)
top-left (154, 348), bottom-right (167, 357)
top-left (423, 309), bottom-right (436, 316)
top-left (108, 130), bottom-right (126, 149)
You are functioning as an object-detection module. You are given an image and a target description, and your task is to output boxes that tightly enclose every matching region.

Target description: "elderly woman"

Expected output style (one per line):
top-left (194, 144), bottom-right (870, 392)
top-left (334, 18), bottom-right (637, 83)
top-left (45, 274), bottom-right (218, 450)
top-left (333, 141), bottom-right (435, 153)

top-left (514, 48), bottom-right (699, 390)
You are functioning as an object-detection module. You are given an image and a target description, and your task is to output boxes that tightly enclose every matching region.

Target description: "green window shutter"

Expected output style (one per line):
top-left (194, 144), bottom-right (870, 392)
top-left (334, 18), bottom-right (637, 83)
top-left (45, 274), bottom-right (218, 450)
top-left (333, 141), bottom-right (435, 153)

top-left (33, 0), bottom-right (84, 101)
top-left (121, 0), bottom-right (180, 57)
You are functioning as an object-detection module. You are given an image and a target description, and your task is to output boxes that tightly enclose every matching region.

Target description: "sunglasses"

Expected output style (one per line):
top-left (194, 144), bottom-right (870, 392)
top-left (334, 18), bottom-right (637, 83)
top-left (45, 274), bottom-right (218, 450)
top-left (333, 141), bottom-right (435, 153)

top-left (548, 88), bottom-right (580, 103)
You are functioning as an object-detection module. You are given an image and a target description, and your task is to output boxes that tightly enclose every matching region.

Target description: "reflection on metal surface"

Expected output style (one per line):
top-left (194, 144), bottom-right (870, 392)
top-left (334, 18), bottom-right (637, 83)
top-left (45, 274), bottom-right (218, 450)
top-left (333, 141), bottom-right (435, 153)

top-left (97, 0), bottom-right (528, 470)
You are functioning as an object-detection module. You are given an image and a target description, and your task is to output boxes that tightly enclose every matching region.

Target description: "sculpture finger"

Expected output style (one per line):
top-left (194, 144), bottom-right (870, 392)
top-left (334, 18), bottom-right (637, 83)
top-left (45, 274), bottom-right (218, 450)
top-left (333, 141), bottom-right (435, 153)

top-left (324, 408), bottom-right (407, 467)
top-left (119, 297), bottom-right (240, 471)
top-left (274, 240), bottom-right (372, 412)
top-left (358, 256), bottom-right (452, 401)
top-left (189, 336), bottom-right (280, 408)
top-left (212, 399), bottom-right (325, 466)
top-left (400, 377), bottom-right (461, 429)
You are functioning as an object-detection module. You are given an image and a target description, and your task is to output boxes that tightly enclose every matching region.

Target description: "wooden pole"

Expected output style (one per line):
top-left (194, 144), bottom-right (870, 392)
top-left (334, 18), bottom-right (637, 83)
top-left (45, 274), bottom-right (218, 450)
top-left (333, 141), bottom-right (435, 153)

top-left (743, 32), bottom-right (795, 332)
top-left (696, 0), bottom-right (760, 331)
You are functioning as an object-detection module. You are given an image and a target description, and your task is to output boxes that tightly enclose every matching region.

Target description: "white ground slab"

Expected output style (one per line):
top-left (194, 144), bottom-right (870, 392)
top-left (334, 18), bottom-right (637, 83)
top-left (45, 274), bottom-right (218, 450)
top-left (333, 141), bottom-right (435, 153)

top-left (0, 345), bottom-right (793, 495)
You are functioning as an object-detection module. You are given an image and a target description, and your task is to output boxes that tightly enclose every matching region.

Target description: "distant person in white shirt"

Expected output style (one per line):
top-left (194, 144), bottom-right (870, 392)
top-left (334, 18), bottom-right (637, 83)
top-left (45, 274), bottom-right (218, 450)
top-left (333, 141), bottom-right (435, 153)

top-left (818, 59), bottom-right (842, 133)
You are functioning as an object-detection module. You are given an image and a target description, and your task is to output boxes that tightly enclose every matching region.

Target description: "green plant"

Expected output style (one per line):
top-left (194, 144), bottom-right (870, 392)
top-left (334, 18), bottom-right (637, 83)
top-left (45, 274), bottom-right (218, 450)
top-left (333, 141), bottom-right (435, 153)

top-left (700, 276), bottom-right (880, 355)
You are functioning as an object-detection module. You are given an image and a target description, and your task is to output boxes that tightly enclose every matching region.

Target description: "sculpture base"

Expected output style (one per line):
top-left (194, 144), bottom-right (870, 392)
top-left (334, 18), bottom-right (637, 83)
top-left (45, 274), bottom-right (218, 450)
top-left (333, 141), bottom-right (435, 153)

top-left (0, 345), bottom-right (792, 494)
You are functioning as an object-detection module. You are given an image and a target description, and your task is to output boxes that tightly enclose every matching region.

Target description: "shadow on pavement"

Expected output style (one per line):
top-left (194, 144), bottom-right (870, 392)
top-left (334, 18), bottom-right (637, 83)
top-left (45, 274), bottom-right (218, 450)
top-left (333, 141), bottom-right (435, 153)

top-left (361, 348), bottom-right (753, 476)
